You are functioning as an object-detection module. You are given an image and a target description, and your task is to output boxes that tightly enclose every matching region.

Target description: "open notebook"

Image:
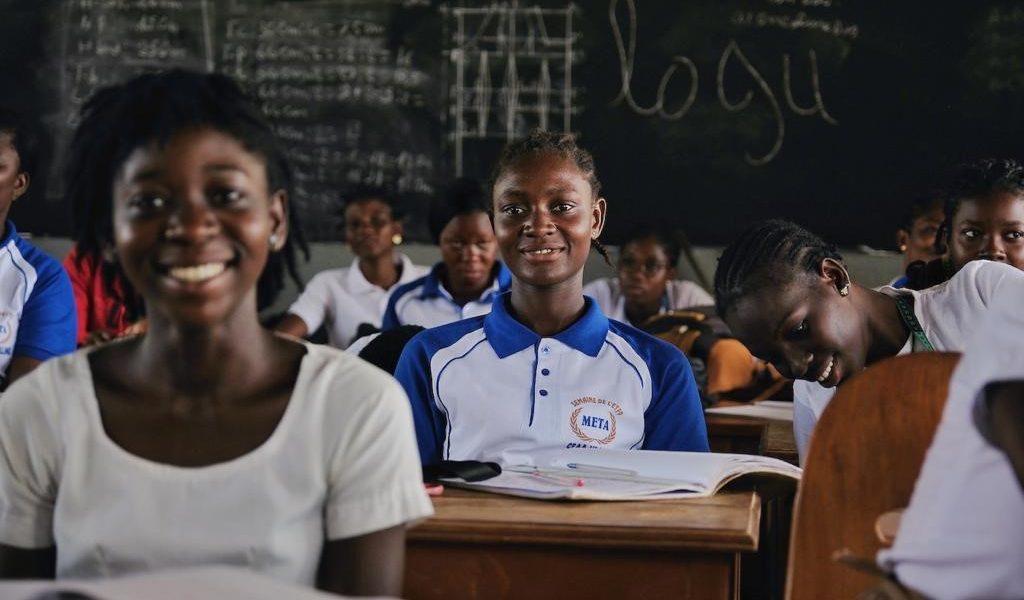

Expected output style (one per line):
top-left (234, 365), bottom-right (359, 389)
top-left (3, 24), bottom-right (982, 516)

top-left (704, 400), bottom-right (794, 422)
top-left (441, 447), bottom-right (801, 501)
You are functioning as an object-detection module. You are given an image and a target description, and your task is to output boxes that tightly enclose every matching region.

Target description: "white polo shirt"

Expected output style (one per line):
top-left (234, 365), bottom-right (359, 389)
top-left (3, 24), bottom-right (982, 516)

top-left (381, 262), bottom-right (512, 330)
top-left (394, 293), bottom-right (709, 465)
top-left (286, 254), bottom-right (428, 348)
top-left (792, 261), bottom-right (1024, 463)
top-left (583, 277), bottom-right (714, 325)
top-left (877, 290), bottom-right (1024, 600)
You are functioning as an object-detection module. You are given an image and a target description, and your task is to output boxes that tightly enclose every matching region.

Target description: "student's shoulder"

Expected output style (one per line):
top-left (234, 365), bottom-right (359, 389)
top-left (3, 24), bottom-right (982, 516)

top-left (297, 341), bottom-right (404, 399)
top-left (390, 272), bottom-right (431, 303)
top-left (1, 349), bottom-right (91, 422)
top-left (5, 234), bottom-right (68, 281)
top-left (922, 260), bottom-right (1024, 306)
top-left (404, 314), bottom-right (489, 355)
top-left (605, 317), bottom-right (687, 366)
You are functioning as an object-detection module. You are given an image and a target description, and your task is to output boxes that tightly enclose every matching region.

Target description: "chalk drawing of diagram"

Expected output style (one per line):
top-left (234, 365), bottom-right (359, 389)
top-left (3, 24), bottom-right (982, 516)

top-left (445, 3), bottom-right (582, 174)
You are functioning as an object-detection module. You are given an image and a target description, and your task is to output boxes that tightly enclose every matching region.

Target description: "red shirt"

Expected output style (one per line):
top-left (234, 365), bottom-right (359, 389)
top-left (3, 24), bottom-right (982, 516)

top-left (63, 246), bottom-right (132, 345)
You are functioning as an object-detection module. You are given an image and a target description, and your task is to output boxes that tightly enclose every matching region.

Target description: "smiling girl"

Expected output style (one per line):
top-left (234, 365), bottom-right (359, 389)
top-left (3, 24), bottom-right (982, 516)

top-left (393, 130), bottom-right (708, 466)
top-left (714, 219), bottom-right (1024, 463)
top-left (0, 71), bottom-right (431, 595)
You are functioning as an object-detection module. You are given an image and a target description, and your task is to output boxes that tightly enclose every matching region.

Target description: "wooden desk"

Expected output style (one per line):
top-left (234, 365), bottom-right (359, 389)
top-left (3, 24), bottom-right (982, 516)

top-left (405, 488), bottom-right (761, 600)
top-left (705, 410), bottom-right (798, 466)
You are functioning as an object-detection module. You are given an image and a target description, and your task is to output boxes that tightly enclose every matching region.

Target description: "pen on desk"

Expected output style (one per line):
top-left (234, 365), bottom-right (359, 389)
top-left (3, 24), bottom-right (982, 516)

top-left (530, 471), bottom-right (585, 487)
top-left (566, 462), bottom-right (638, 476)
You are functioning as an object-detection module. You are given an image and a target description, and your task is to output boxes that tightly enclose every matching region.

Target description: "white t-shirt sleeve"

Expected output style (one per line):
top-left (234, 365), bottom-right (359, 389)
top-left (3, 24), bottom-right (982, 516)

top-left (323, 371), bottom-right (433, 540)
top-left (670, 280), bottom-right (714, 308)
top-left (0, 372), bottom-right (60, 548)
top-left (286, 272), bottom-right (333, 333)
top-left (582, 278), bottom-right (614, 313)
top-left (792, 380), bottom-right (836, 465)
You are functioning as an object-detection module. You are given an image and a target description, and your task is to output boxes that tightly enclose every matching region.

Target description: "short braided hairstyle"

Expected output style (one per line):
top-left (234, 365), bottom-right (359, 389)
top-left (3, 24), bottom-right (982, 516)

top-left (937, 157), bottom-right (1024, 253)
top-left (65, 69), bottom-right (309, 325)
top-left (491, 129), bottom-right (609, 264)
top-left (714, 219), bottom-right (844, 318)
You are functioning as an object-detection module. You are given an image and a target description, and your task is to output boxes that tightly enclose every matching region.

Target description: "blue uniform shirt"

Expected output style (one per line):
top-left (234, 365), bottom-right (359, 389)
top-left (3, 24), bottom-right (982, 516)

top-left (394, 293), bottom-right (709, 465)
top-left (0, 221), bottom-right (76, 384)
top-left (381, 262), bottom-right (512, 331)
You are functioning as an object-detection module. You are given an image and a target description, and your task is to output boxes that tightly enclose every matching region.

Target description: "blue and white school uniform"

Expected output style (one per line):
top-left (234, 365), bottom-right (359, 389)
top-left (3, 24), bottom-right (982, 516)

top-left (381, 262), bottom-right (512, 330)
top-left (0, 221), bottom-right (76, 385)
top-left (393, 294), bottom-right (709, 465)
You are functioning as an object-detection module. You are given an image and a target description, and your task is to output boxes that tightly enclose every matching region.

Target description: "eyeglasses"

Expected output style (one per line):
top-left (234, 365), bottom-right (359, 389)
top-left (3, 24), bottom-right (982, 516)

top-left (617, 257), bottom-right (669, 275)
top-left (440, 239), bottom-right (496, 253)
top-left (345, 215), bottom-right (393, 232)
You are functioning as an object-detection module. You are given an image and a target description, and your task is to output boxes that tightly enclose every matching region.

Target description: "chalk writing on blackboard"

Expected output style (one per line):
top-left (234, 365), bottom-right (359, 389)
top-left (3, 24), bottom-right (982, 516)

top-left (609, 0), bottom-right (839, 166)
top-left (446, 3), bottom-right (582, 175)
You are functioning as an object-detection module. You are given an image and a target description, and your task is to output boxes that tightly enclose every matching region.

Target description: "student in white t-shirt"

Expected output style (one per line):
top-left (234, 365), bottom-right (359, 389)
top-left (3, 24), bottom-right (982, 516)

top-left (0, 71), bottom-right (432, 595)
top-left (875, 290), bottom-right (1024, 600)
top-left (713, 219), bottom-right (1024, 463)
top-left (583, 224), bottom-right (713, 327)
top-left (275, 185), bottom-right (428, 348)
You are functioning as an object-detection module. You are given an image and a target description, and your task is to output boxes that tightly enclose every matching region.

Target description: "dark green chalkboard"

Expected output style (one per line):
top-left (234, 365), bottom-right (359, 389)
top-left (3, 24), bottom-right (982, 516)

top-left (3, 0), bottom-right (1024, 248)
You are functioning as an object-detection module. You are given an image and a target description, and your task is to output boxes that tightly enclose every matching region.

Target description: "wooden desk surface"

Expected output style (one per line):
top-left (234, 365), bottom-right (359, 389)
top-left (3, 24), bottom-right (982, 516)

top-left (410, 487), bottom-right (761, 552)
top-left (406, 488), bottom-right (762, 600)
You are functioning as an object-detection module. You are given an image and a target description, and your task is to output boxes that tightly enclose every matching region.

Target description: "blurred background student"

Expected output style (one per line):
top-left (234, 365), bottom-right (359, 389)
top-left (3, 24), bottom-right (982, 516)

top-left (891, 190), bottom-right (944, 288)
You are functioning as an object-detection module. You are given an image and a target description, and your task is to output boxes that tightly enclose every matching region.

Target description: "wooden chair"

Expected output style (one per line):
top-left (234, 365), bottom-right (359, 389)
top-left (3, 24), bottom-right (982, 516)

top-left (785, 352), bottom-right (961, 600)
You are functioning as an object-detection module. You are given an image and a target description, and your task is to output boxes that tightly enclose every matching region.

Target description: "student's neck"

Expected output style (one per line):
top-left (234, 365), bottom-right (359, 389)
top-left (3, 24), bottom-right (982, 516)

top-left (443, 268), bottom-right (491, 306)
top-left (137, 311), bottom-right (272, 395)
top-left (860, 287), bottom-right (912, 366)
top-left (508, 280), bottom-right (586, 337)
top-left (359, 252), bottom-right (400, 289)
top-left (624, 299), bottom-right (660, 327)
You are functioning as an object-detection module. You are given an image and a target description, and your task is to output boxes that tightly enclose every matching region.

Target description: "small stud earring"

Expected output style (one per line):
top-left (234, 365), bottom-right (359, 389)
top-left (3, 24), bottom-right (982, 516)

top-left (839, 283), bottom-right (850, 297)
top-left (391, 233), bottom-right (403, 245)
top-left (899, 244), bottom-right (908, 253)
top-left (269, 233), bottom-right (279, 251)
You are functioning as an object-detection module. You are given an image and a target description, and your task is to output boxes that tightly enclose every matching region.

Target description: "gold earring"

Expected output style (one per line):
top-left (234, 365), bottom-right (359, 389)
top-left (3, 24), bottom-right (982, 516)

top-left (839, 283), bottom-right (850, 297)
top-left (899, 244), bottom-right (908, 253)
top-left (269, 233), bottom-right (279, 251)
top-left (391, 233), bottom-right (403, 245)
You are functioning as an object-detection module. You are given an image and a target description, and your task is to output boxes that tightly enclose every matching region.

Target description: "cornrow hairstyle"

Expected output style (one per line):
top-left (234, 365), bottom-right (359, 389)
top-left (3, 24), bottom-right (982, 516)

top-left (65, 69), bottom-right (309, 326)
top-left (491, 128), bottom-right (609, 265)
top-left (714, 219), bottom-right (844, 318)
top-left (621, 223), bottom-right (682, 269)
top-left (937, 158), bottom-right (1024, 254)
top-left (0, 107), bottom-right (38, 177)
top-left (427, 177), bottom-right (488, 243)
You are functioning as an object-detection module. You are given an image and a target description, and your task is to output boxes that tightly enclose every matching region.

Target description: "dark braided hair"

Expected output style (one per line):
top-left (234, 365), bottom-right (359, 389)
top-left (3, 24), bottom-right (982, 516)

top-left (427, 177), bottom-right (488, 243)
top-left (937, 158), bottom-right (1024, 254)
top-left (65, 70), bottom-right (309, 325)
top-left (490, 129), bottom-right (610, 265)
top-left (714, 219), bottom-right (844, 318)
top-left (0, 107), bottom-right (38, 179)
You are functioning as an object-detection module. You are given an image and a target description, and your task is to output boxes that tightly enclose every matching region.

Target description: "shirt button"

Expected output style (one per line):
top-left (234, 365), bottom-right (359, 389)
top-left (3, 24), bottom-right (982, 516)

top-left (539, 389), bottom-right (548, 396)
top-left (541, 346), bottom-right (550, 354)
top-left (541, 368), bottom-right (550, 376)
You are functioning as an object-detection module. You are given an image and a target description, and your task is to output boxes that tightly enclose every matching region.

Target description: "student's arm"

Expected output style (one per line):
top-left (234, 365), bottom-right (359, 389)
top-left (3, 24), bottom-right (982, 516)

top-left (0, 545), bottom-right (55, 579)
top-left (274, 313), bottom-right (309, 339)
top-left (982, 380), bottom-right (1024, 492)
top-left (393, 338), bottom-right (445, 464)
top-left (9, 264), bottom-right (76, 385)
top-left (318, 526), bottom-right (405, 596)
top-left (642, 344), bottom-right (710, 452)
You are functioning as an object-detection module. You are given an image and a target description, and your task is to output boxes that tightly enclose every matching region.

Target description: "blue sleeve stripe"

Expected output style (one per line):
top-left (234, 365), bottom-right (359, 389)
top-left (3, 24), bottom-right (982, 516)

top-left (434, 336), bottom-right (489, 461)
top-left (603, 339), bottom-right (645, 389)
top-left (4, 245), bottom-right (29, 306)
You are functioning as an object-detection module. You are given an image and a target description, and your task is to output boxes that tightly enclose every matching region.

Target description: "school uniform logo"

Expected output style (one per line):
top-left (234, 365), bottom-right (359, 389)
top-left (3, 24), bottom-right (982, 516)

top-left (569, 396), bottom-right (624, 445)
top-left (0, 311), bottom-right (15, 354)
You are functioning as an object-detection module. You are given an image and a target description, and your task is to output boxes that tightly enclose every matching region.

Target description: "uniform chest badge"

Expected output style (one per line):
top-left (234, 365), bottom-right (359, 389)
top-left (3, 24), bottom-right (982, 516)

top-left (0, 311), bottom-right (15, 348)
top-left (569, 396), bottom-right (624, 445)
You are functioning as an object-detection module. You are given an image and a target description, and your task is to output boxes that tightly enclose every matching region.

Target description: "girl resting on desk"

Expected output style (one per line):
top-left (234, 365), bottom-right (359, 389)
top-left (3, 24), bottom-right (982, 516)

top-left (0, 70), bottom-right (432, 596)
top-left (713, 219), bottom-right (1024, 464)
top-left (394, 129), bottom-right (709, 466)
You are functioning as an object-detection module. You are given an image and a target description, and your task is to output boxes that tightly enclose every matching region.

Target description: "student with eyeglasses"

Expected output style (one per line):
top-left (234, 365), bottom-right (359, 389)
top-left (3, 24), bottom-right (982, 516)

top-left (380, 178), bottom-right (511, 331)
top-left (583, 224), bottom-right (712, 327)
top-left (276, 185), bottom-right (428, 349)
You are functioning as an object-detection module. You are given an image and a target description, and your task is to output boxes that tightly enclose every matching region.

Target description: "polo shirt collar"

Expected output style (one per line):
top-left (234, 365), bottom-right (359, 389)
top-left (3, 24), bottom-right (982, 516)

top-left (420, 262), bottom-right (514, 303)
top-left (347, 254), bottom-right (414, 293)
top-left (0, 220), bottom-right (17, 245)
top-left (484, 292), bottom-right (609, 358)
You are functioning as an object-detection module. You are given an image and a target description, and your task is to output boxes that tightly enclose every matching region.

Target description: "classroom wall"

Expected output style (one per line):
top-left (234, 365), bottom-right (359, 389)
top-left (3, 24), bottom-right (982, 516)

top-left (29, 235), bottom-right (903, 318)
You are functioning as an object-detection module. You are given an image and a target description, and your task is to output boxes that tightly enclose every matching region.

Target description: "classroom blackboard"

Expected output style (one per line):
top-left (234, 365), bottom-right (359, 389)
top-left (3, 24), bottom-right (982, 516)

top-left (3, 0), bottom-right (1024, 249)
